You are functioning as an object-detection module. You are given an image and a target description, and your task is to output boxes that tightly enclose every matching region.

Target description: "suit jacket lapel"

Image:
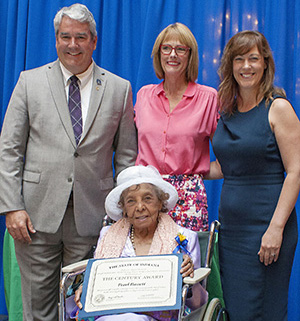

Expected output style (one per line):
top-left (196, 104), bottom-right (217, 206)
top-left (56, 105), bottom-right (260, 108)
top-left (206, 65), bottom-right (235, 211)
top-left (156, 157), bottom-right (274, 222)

top-left (46, 60), bottom-right (76, 147)
top-left (80, 66), bottom-right (106, 142)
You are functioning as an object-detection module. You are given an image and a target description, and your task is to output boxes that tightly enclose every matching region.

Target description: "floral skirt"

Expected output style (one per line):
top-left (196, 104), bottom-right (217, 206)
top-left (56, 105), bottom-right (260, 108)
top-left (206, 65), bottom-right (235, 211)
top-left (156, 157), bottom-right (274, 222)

top-left (162, 174), bottom-right (208, 232)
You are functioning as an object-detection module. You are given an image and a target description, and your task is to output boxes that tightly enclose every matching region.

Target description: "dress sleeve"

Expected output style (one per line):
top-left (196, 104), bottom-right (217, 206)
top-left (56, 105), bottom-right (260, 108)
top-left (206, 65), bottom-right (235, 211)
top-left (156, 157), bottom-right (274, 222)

top-left (180, 227), bottom-right (201, 269)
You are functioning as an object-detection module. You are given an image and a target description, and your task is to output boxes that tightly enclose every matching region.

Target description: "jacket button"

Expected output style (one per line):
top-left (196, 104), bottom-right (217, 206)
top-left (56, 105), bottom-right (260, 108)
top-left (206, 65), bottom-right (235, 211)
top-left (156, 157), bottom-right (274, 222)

top-left (68, 178), bottom-right (72, 183)
top-left (74, 152), bottom-right (79, 157)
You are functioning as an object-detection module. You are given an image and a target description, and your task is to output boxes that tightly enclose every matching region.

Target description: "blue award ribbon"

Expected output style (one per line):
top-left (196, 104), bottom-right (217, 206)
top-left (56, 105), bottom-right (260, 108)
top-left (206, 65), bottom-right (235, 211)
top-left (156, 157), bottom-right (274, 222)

top-left (173, 233), bottom-right (191, 255)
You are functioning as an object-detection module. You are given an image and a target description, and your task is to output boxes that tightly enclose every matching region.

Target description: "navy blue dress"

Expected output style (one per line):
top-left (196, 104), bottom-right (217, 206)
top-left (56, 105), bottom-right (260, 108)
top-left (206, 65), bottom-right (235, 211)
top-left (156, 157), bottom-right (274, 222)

top-left (212, 98), bottom-right (298, 321)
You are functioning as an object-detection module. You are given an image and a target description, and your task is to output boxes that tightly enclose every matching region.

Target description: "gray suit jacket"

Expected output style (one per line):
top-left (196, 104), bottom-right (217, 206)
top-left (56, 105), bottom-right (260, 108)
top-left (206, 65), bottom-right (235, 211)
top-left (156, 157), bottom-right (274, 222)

top-left (0, 60), bottom-right (137, 236)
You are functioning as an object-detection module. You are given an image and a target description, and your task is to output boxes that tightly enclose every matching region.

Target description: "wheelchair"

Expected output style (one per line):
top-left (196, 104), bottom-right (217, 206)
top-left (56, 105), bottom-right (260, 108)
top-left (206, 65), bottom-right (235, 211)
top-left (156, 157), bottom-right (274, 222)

top-left (59, 220), bottom-right (228, 321)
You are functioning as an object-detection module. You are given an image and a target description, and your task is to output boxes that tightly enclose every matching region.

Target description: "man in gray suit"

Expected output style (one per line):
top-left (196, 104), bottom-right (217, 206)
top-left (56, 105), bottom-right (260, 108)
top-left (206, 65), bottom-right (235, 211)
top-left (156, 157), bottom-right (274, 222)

top-left (0, 3), bottom-right (137, 320)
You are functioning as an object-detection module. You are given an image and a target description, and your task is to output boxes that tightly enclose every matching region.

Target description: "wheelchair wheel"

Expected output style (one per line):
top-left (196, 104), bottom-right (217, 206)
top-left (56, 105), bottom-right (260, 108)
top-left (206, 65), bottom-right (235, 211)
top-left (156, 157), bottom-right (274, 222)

top-left (203, 298), bottom-right (228, 321)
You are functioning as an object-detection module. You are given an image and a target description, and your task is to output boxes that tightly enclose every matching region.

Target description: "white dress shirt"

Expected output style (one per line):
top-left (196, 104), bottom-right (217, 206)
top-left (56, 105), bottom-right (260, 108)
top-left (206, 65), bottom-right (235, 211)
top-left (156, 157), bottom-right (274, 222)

top-left (59, 60), bottom-right (94, 136)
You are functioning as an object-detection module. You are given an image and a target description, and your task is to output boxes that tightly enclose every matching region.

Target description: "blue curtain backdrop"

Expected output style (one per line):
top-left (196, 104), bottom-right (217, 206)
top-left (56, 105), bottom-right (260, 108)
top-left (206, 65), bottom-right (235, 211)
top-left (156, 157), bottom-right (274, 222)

top-left (0, 0), bottom-right (299, 319)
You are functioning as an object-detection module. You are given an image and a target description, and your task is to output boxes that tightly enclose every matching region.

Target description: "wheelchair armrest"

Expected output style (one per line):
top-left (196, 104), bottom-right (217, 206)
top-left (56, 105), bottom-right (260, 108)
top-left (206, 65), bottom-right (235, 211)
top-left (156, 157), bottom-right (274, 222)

top-left (62, 259), bottom-right (89, 273)
top-left (183, 267), bottom-right (211, 285)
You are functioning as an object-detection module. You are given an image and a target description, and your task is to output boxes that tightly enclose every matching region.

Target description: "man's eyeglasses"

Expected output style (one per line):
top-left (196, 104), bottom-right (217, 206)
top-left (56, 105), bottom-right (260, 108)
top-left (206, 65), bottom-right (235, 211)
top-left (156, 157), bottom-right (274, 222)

top-left (160, 44), bottom-right (190, 56)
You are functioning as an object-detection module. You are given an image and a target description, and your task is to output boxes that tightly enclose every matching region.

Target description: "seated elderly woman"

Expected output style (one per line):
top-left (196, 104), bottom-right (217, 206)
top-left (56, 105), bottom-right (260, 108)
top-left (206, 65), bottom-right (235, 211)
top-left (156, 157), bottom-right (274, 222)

top-left (75, 165), bottom-right (208, 320)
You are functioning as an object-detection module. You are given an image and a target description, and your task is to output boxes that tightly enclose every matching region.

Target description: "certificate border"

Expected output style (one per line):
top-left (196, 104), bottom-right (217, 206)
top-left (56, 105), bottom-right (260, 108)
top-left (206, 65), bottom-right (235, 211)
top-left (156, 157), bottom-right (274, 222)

top-left (78, 253), bottom-right (183, 319)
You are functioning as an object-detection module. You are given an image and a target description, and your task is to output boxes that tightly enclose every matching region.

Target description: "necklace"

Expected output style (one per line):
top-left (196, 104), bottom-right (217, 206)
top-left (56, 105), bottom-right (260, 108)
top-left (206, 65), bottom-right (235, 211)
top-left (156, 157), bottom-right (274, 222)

top-left (130, 225), bottom-right (136, 251)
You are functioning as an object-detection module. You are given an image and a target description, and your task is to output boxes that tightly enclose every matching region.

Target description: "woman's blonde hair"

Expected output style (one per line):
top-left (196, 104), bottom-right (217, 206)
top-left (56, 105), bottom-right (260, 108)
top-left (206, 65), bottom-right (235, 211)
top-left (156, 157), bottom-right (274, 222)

top-left (152, 23), bottom-right (199, 82)
top-left (218, 30), bottom-right (285, 114)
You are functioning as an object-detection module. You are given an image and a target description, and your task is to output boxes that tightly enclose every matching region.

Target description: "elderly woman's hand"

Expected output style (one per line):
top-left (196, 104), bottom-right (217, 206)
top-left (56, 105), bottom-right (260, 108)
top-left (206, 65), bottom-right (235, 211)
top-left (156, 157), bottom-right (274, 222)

top-left (74, 284), bottom-right (83, 309)
top-left (180, 254), bottom-right (194, 278)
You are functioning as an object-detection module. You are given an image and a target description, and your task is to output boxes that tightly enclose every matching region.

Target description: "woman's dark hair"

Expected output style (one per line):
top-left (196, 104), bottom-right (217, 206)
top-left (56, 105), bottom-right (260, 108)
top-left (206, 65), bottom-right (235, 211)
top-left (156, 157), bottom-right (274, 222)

top-left (218, 30), bottom-right (285, 114)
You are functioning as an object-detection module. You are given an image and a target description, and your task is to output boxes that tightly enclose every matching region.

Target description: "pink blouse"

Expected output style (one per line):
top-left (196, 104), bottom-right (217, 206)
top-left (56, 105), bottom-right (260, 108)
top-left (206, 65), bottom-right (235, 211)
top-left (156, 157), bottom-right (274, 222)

top-left (135, 82), bottom-right (219, 175)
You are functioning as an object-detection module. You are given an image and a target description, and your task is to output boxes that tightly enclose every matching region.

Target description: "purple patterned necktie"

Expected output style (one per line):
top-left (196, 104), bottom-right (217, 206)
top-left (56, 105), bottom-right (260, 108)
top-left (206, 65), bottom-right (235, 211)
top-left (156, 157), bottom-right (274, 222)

top-left (68, 75), bottom-right (82, 145)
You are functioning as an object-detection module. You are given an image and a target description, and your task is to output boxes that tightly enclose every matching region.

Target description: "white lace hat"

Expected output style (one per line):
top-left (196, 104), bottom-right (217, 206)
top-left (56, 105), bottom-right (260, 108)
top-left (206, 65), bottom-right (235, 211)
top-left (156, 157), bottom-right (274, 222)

top-left (105, 165), bottom-right (178, 221)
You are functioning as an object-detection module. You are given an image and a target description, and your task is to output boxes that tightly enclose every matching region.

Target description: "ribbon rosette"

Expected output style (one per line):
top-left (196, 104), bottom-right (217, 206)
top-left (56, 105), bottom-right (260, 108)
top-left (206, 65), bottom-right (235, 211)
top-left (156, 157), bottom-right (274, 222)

top-left (173, 233), bottom-right (191, 255)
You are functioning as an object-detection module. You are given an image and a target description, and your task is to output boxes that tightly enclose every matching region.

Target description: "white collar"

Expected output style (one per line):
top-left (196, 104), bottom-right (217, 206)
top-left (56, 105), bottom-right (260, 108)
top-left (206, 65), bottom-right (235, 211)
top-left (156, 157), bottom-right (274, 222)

top-left (59, 60), bottom-right (94, 88)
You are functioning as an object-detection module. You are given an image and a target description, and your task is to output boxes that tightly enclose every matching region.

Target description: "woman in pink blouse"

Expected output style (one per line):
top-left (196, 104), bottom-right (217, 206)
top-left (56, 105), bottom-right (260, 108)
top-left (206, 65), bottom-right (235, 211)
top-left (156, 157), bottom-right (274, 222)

top-left (135, 23), bottom-right (219, 231)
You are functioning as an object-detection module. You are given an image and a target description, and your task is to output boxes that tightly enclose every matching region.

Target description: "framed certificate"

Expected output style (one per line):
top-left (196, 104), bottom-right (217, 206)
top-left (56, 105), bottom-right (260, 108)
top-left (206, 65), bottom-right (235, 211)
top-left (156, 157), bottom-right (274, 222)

top-left (78, 253), bottom-right (183, 319)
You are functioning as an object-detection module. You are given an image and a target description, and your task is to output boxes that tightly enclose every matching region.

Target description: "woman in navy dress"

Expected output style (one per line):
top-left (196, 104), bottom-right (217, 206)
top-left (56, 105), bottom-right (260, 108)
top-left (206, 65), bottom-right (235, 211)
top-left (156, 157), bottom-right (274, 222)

top-left (208, 31), bottom-right (300, 321)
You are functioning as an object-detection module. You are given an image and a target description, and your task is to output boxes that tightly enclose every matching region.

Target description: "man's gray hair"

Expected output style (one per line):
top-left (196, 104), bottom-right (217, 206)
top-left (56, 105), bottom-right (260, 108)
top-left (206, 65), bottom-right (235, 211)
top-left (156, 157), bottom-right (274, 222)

top-left (54, 3), bottom-right (97, 39)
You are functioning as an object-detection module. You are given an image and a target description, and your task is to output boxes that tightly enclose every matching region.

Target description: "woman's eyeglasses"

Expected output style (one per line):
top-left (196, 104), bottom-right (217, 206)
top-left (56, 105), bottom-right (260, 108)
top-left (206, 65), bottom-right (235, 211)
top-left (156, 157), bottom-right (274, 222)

top-left (160, 44), bottom-right (190, 56)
